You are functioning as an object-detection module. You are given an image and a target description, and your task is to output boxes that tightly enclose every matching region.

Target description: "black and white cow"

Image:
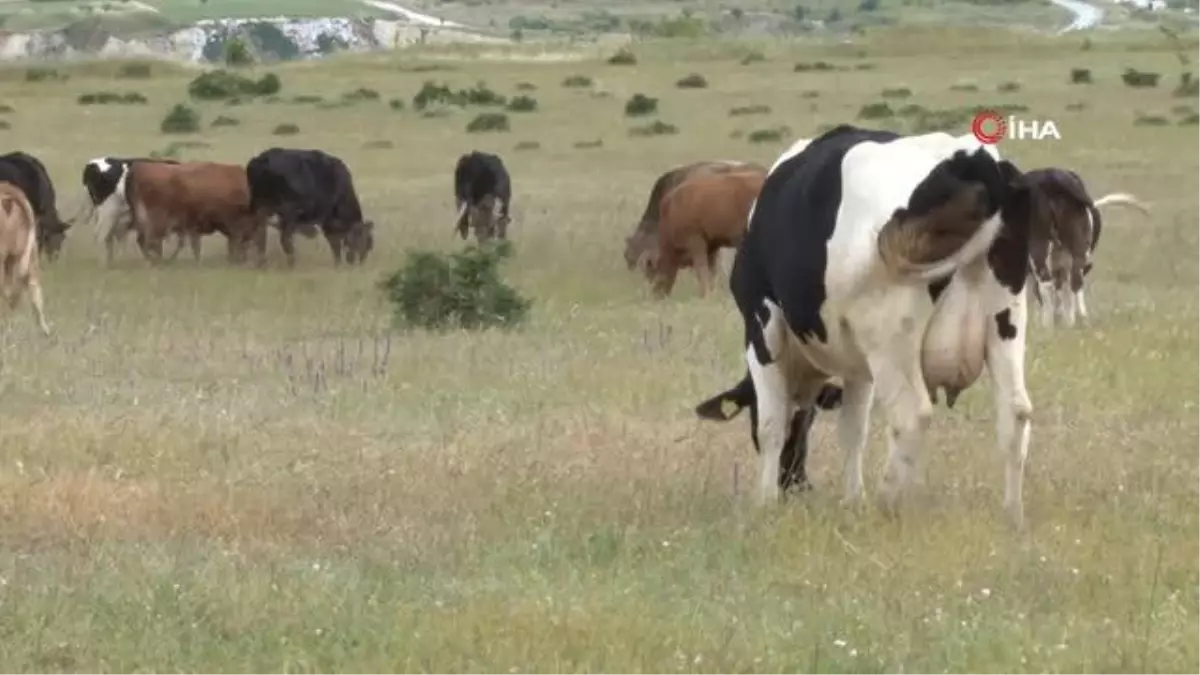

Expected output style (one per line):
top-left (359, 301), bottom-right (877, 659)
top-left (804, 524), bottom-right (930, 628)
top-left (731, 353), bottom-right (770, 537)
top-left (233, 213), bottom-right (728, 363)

top-left (0, 151), bottom-right (70, 261)
top-left (82, 156), bottom-right (180, 265)
top-left (245, 147), bottom-right (374, 268)
top-left (694, 125), bottom-right (1037, 526)
top-left (453, 151), bottom-right (511, 242)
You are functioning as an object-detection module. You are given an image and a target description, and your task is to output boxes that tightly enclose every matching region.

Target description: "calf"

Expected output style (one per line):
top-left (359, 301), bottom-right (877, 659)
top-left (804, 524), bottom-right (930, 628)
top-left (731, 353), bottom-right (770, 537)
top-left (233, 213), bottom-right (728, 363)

top-left (453, 151), bottom-right (511, 242)
top-left (694, 125), bottom-right (1038, 526)
top-left (0, 151), bottom-right (70, 261)
top-left (0, 181), bottom-right (50, 335)
top-left (82, 156), bottom-right (182, 265)
top-left (126, 161), bottom-right (261, 265)
top-left (623, 160), bottom-right (764, 271)
top-left (1023, 167), bottom-right (1149, 328)
top-left (644, 168), bottom-right (766, 298)
top-left (246, 147), bottom-right (375, 267)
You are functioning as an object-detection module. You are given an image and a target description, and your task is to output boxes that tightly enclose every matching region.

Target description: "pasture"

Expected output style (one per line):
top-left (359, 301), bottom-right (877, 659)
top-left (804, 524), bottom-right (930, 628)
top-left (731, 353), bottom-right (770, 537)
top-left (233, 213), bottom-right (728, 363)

top-left (0, 30), bottom-right (1196, 671)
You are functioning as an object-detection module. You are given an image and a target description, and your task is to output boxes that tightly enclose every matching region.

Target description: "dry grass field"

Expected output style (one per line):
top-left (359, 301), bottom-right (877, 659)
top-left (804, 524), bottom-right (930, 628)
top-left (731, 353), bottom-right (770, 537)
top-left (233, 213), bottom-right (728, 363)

top-left (0, 28), bottom-right (1195, 672)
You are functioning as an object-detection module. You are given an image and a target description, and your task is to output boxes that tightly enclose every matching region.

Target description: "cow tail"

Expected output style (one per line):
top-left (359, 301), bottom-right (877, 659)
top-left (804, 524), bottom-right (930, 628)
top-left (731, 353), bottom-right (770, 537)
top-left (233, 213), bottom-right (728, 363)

top-left (695, 372), bottom-right (843, 422)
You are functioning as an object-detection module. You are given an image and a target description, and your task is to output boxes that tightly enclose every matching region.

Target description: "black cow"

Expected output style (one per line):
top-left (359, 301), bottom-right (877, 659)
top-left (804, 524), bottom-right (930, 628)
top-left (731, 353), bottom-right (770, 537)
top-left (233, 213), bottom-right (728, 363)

top-left (82, 156), bottom-right (181, 265)
top-left (694, 126), bottom-right (1038, 526)
top-left (245, 148), bottom-right (374, 268)
top-left (453, 151), bottom-right (511, 242)
top-left (0, 151), bottom-right (70, 261)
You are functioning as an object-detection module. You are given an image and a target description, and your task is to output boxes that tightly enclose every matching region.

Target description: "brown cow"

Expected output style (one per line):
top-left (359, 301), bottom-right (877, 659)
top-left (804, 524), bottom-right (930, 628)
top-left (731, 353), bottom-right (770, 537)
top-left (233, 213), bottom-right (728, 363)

top-left (1023, 168), bottom-right (1149, 328)
top-left (623, 160), bottom-right (765, 272)
top-left (0, 181), bottom-right (50, 335)
top-left (127, 161), bottom-right (263, 266)
top-left (644, 168), bottom-right (767, 298)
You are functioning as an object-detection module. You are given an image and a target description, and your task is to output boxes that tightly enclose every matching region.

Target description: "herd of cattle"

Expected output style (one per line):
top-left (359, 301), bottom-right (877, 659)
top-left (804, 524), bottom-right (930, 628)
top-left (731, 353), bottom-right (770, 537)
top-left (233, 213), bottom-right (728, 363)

top-left (0, 123), bottom-right (1152, 523)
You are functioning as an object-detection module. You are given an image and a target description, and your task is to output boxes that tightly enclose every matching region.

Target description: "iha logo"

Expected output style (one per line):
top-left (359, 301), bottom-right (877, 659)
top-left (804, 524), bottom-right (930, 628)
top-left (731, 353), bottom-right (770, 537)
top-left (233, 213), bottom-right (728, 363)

top-left (971, 110), bottom-right (1061, 144)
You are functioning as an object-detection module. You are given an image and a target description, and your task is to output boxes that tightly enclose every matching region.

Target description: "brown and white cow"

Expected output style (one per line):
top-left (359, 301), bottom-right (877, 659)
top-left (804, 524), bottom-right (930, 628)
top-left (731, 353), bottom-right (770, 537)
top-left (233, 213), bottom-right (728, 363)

top-left (623, 160), bottom-right (764, 272)
top-left (643, 167), bottom-right (767, 298)
top-left (126, 161), bottom-right (263, 266)
top-left (0, 181), bottom-right (50, 335)
top-left (1023, 168), bottom-right (1149, 328)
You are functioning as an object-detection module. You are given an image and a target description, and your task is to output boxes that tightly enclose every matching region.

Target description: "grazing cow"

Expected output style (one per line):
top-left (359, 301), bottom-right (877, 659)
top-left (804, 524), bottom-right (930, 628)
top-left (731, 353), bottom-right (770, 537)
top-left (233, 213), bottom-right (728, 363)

top-left (126, 161), bottom-right (261, 265)
top-left (82, 156), bottom-right (182, 265)
top-left (453, 151), bottom-right (511, 242)
top-left (643, 168), bottom-right (767, 298)
top-left (0, 151), bottom-right (70, 261)
top-left (693, 125), bottom-right (1038, 526)
top-left (623, 160), bottom-right (764, 272)
top-left (246, 147), bottom-right (375, 267)
top-left (0, 181), bottom-right (50, 335)
top-left (1022, 167), bottom-right (1150, 328)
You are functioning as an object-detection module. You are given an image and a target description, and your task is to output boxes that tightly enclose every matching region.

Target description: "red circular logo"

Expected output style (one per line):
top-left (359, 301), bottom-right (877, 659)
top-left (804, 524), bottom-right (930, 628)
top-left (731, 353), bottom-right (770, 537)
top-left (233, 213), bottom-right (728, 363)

top-left (972, 111), bottom-right (1006, 144)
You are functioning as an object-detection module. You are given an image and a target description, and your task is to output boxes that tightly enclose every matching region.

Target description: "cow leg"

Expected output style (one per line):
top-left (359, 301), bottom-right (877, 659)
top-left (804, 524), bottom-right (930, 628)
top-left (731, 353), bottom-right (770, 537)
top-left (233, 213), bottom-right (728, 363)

top-left (253, 226), bottom-right (268, 268)
top-left (869, 350), bottom-right (934, 516)
top-left (686, 236), bottom-right (714, 297)
top-left (747, 299), bottom-right (797, 506)
top-left (778, 406), bottom-right (816, 493)
top-left (836, 378), bottom-right (875, 505)
top-left (190, 232), bottom-right (202, 263)
top-left (652, 261), bottom-right (678, 299)
top-left (280, 228), bottom-right (297, 268)
top-left (325, 232), bottom-right (344, 267)
top-left (987, 296), bottom-right (1034, 528)
top-left (1069, 266), bottom-right (1088, 325)
top-left (23, 271), bottom-right (49, 336)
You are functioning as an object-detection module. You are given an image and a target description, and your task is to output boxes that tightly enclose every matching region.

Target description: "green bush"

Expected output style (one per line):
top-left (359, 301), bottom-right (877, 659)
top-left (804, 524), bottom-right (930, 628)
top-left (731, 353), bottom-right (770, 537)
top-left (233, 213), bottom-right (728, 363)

top-left (0, 104), bottom-right (13, 114)
top-left (466, 112), bottom-right (510, 132)
top-left (881, 87), bottom-right (912, 98)
top-left (0, 120), bottom-right (10, 131)
top-left (211, 115), bottom-right (240, 127)
top-left (25, 67), bottom-right (66, 82)
top-left (1070, 68), bottom-right (1093, 84)
top-left (794, 61), bottom-right (837, 72)
top-left (997, 80), bottom-right (1022, 92)
top-left (514, 140), bottom-right (541, 151)
top-left (224, 37), bottom-right (255, 67)
top-left (857, 102), bottom-right (894, 119)
top-left (188, 69), bottom-right (281, 100)
top-left (562, 74), bottom-right (594, 88)
top-left (160, 104), bottom-right (200, 134)
top-left (574, 139), bottom-right (603, 148)
top-left (412, 80), bottom-right (507, 111)
top-left (624, 93), bottom-right (658, 117)
top-left (78, 91), bottom-right (148, 105)
top-left (273, 123), bottom-right (300, 135)
top-left (949, 81), bottom-right (979, 92)
top-left (730, 104), bottom-right (771, 116)
top-left (506, 95), bottom-right (538, 112)
top-left (748, 126), bottom-right (789, 143)
top-left (364, 139), bottom-right (395, 149)
top-left (292, 94), bottom-right (324, 104)
top-left (1121, 68), bottom-right (1160, 88)
top-left (516, 82), bottom-right (537, 91)
top-left (378, 242), bottom-right (531, 331)
top-left (675, 73), bottom-right (708, 89)
top-left (343, 87), bottom-right (381, 102)
top-left (1065, 102), bottom-right (1087, 112)
top-left (1180, 112), bottom-right (1200, 125)
top-left (117, 62), bottom-right (153, 79)
top-left (629, 120), bottom-right (678, 136)
top-left (389, 98), bottom-right (405, 110)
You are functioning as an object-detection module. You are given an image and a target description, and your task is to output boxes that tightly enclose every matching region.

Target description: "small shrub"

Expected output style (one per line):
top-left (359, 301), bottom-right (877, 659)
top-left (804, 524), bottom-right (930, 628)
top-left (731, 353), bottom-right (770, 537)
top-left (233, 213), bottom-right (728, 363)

top-left (1070, 68), bottom-right (1093, 84)
top-left (514, 140), bottom-right (540, 151)
top-left (516, 82), bottom-right (537, 91)
top-left (343, 87), bottom-right (381, 103)
top-left (188, 70), bottom-right (281, 100)
top-left (730, 104), bottom-right (771, 116)
top-left (607, 47), bottom-right (637, 65)
top-left (25, 67), bottom-right (65, 83)
top-left (857, 102), bottom-right (894, 119)
top-left (1133, 113), bottom-right (1169, 126)
top-left (211, 115), bottom-right (240, 127)
top-left (897, 103), bottom-right (930, 117)
top-left (675, 73), bottom-right (708, 89)
top-left (117, 62), bottom-right (153, 79)
top-left (881, 87), bottom-right (912, 99)
top-left (1174, 72), bottom-right (1199, 97)
top-left (506, 95), bottom-right (538, 112)
top-left (562, 74), bottom-right (594, 88)
top-left (1066, 102), bottom-right (1087, 112)
top-left (364, 139), bottom-right (395, 149)
top-left (466, 112), bottom-right (510, 132)
top-left (801, 90), bottom-right (820, 99)
top-left (740, 50), bottom-right (766, 65)
top-left (273, 123), bottom-right (300, 135)
top-left (413, 80), bottom-right (507, 110)
top-left (629, 120), bottom-right (678, 136)
top-left (292, 94), bottom-right (324, 104)
top-left (794, 61), bottom-right (836, 72)
top-left (747, 126), bottom-right (789, 143)
top-left (1121, 68), bottom-right (1160, 88)
top-left (0, 104), bottom-right (13, 114)
top-left (389, 98), bottom-right (405, 110)
top-left (160, 104), bottom-right (200, 134)
top-left (378, 242), bottom-right (531, 331)
top-left (1180, 112), bottom-right (1200, 125)
top-left (949, 81), bottom-right (978, 92)
top-left (224, 37), bottom-right (255, 67)
top-left (855, 63), bottom-right (877, 71)
top-left (624, 93), bottom-right (658, 117)
top-left (78, 91), bottom-right (147, 105)
top-left (574, 139), bottom-right (603, 149)
top-left (1172, 104), bottom-right (1195, 115)
top-left (997, 81), bottom-right (1022, 92)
